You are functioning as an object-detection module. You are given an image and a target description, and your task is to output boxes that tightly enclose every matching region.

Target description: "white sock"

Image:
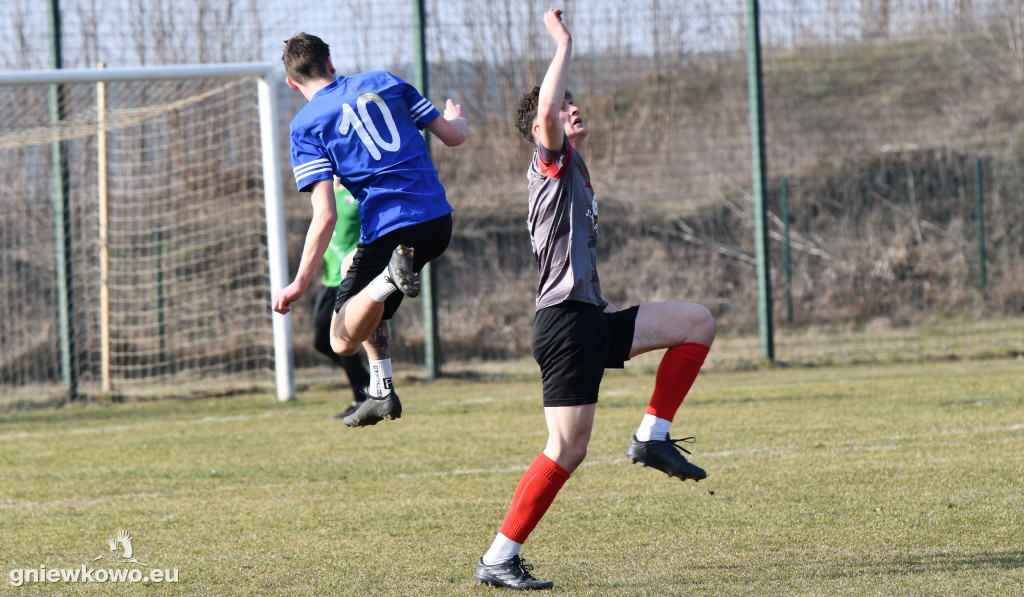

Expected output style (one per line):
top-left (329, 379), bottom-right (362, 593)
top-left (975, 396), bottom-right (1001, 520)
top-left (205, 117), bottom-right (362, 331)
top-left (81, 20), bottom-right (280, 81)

top-left (367, 358), bottom-right (393, 397)
top-left (481, 533), bottom-right (522, 566)
top-left (365, 270), bottom-right (397, 303)
top-left (635, 414), bottom-right (671, 442)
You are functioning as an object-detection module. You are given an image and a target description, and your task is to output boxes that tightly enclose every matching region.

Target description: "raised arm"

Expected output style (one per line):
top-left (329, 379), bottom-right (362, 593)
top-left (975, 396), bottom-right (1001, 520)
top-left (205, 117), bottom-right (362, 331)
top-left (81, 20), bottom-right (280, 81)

top-left (536, 9), bottom-right (573, 152)
top-left (425, 99), bottom-right (469, 147)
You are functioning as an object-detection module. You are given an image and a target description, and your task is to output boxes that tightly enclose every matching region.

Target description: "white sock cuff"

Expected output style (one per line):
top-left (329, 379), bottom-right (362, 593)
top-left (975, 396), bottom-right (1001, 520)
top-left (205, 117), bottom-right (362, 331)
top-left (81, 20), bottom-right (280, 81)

top-left (368, 358), bottom-right (393, 397)
top-left (481, 533), bottom-right (523, 566)
top-left (366, 271), bottom-right (397, 303)
top-left (635, 414), bottom-right (671, 442)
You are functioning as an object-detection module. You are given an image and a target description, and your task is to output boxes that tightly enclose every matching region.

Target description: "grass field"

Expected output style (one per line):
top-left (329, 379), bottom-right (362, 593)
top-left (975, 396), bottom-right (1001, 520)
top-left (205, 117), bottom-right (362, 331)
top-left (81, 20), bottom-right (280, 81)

top-left (2, 355), bottom-right (1022, 596)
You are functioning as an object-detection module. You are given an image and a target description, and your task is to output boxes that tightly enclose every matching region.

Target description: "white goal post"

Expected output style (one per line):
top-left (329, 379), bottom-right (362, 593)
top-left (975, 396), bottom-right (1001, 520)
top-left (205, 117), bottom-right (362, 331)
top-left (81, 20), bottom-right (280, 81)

top-left (0, 63), bottom-right (295, 402)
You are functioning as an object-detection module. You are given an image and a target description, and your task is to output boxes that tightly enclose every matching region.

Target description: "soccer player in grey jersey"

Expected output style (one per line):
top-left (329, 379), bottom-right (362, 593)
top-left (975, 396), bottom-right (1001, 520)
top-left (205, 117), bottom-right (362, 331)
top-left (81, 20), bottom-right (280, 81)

top-left (475, 9), bottom-right (718, 591)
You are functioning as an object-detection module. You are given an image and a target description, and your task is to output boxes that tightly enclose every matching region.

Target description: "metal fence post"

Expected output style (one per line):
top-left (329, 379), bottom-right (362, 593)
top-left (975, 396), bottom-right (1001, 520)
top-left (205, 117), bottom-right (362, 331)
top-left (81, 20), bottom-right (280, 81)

top-left (975, 158), bottom-right (986, 297)
top-left (413, 0), bottom-right (441, 379)
top-left (747, 0), bottom-right (774, 361)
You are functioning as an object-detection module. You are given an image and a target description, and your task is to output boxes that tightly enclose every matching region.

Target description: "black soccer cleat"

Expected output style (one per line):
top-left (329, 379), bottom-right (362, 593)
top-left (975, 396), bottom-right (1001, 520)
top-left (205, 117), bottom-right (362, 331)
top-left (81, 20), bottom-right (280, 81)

top-left (476, 555), bottom-right (554, 591)
top-left (333, 387), bottom-right (369, 420)
top-left (342, 390), bottom-right (402, 427)
top-left (333, 399), bottom-right (365, 420)
top-left (387, 244), bottom-right (420, 298)
top-left (626, 435), bottom-right (707, 481)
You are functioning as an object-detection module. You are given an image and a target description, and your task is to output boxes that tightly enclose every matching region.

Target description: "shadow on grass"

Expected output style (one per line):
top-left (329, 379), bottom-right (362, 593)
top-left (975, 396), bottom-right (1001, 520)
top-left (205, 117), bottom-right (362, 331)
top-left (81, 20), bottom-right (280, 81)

top-left (0, 395), bottom-right (73, 414)
top-left (839, 550), bottom-right (1024, 574)
top-left (0, 386), bottom-right (263, 426)
top-left (680, 550), bottom-right (1024, 577)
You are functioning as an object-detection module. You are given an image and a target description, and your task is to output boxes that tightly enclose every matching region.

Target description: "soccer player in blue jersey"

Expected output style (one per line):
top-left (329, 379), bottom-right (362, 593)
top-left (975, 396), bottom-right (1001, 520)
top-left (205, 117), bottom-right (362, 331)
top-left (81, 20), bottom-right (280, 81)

top-left (474, 10), bottom-right (716, 590)
top-left (273, 32), bottom-right (469, 427)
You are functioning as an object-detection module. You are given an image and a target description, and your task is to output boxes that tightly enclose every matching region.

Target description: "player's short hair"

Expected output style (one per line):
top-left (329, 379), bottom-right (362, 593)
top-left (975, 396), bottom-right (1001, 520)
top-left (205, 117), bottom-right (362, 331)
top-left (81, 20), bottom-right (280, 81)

top-left (513, 86), bottom-right (575, 144)
top-left (282, 33), bottom-right (332, 84)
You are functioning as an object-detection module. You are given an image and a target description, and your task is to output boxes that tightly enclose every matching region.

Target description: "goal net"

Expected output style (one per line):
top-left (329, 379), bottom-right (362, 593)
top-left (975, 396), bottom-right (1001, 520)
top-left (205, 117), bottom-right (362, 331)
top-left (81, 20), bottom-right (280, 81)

top-left (0, 64), bottom-right (293, 404)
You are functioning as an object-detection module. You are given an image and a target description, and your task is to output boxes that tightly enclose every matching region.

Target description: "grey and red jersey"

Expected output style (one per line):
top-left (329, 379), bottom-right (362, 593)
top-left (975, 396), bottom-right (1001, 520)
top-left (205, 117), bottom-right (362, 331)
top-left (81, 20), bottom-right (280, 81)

top-left (526, 137), bottom-right (606, 311)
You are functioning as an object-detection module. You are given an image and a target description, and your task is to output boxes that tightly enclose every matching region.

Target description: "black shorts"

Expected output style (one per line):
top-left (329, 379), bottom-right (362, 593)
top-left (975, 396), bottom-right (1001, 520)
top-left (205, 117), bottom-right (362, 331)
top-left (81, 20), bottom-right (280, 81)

top-left (531, 301), bottom-right (639, 407)
top-left (334, 214), bottom-right (452, 320)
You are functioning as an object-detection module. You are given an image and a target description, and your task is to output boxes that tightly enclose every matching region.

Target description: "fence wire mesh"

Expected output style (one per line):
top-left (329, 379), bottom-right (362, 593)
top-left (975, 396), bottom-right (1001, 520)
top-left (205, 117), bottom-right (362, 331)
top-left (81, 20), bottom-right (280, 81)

top-left (2, 1), bottom-right (1022, 401)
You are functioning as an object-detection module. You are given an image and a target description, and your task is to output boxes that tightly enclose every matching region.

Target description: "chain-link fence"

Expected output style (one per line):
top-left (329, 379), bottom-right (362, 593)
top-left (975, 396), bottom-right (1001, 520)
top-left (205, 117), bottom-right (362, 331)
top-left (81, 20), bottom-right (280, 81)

top-left (2, 1), bottom-right (1022, 400)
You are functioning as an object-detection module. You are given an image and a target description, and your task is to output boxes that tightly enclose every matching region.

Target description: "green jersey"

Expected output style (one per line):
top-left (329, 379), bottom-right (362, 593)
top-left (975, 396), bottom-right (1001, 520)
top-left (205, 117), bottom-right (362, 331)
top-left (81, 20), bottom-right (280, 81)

top-left (321, 187), bottom-right (361, 287)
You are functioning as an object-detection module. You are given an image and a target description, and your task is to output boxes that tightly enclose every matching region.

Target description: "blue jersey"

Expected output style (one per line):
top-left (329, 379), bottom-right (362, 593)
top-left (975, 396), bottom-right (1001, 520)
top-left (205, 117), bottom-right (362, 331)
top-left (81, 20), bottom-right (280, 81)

top-left (289, 70), bottom-right (452, 244)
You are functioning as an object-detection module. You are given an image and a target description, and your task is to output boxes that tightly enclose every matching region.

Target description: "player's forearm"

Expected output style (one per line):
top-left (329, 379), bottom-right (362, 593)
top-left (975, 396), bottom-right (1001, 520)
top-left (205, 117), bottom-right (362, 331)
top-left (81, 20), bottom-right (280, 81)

top-left (536, 24), bottom-right (572, 151)
top-left (538, 38), bottom-right (572, 119)
top-left (444, 115), bottom-right (469, 144)
top-left (428, 99), bottom-right (469, 146)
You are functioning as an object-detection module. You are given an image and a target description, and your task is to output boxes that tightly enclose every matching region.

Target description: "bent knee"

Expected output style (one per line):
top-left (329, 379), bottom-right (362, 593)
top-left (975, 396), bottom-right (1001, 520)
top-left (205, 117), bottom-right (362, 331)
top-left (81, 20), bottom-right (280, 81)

top-left (667, 302), bottom-right (716, 347)
top-left (560, 444), bottom-right (589, 472)
top-left (544, 442), bottom-right (588, 473)
top-left (568, 444), bottom-right (588, 468)
top-left (330, 335), bottom-right (360, 356)
top-left (689, 305), bottom-right (716, 346)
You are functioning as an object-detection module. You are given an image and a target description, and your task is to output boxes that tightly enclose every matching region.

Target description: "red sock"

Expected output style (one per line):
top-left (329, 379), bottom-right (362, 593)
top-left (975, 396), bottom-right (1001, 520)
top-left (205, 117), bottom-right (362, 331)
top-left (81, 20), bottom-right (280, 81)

top-left (497, 453), bottom-right (571, 544)
top-left (646, 342), bottom-right (710, 421)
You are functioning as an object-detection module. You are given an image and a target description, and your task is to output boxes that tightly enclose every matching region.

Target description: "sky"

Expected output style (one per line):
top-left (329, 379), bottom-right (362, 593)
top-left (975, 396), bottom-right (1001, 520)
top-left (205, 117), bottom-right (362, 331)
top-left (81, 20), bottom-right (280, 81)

top-left (1, 0), bottom-right (997, 74)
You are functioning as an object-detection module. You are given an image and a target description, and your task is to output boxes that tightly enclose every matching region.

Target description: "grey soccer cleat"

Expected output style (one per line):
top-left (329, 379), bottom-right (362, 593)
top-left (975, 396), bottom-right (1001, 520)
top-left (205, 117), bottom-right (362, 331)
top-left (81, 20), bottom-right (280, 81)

top-left (626, 435), bottom-right (707, 481)
top-left (476, 555), bottom-right (554, 591)
top-left (342, 390), bottom-right (402, 427)
top-left (333, 387), bottom-right (370, 420)
top-left (387, 245), bottom-right (420, 298)
top-left (333, 399), bottom-right (365, 420)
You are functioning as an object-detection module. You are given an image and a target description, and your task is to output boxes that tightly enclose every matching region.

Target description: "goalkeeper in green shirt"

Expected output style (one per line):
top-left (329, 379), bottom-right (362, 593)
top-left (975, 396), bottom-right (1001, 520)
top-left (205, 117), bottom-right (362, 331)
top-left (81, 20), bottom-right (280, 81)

top-left (312, 178), bottom-right (371, 418)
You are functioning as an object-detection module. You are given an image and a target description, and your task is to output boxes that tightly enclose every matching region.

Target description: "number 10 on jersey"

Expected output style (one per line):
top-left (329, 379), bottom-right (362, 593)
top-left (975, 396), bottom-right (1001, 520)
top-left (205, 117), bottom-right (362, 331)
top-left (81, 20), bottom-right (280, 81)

top-left (339, 93), bottom-right (401, 160)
